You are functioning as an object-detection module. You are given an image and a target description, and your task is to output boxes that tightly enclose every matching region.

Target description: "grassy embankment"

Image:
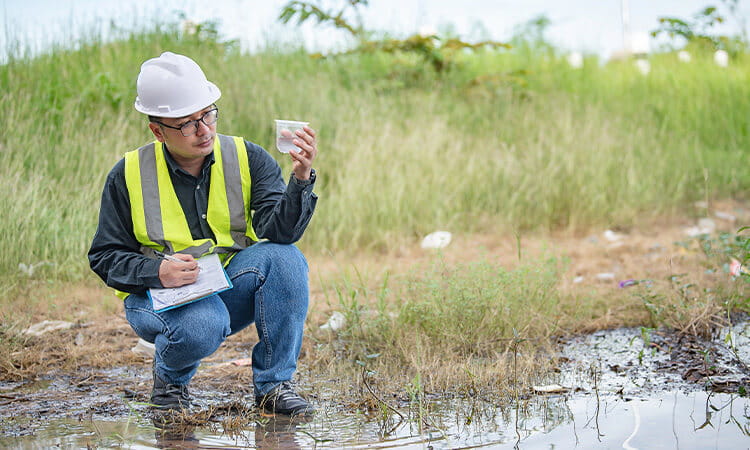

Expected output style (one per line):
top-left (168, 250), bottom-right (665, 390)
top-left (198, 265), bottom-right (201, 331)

top-left (1, 22), bottom-right (749, 396)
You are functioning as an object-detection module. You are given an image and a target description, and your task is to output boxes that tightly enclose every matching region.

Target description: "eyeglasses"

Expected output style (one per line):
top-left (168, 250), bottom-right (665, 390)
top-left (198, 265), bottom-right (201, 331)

top-left (152, 108), bottom-right (219, 137)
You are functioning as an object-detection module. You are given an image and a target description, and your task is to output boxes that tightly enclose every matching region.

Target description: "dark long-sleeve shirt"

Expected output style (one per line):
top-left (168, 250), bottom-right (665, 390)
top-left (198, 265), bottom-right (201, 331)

top-left (88, 139), bottom-right (317, 295)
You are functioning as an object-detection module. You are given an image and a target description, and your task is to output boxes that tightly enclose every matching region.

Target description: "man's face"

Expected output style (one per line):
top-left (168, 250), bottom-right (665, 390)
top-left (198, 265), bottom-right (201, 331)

top-left (149, 105), bottom-right (217, 163)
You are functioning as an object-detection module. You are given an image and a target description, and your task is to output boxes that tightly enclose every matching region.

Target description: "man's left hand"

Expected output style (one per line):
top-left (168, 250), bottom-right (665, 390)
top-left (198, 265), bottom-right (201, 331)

top-left (290, 125), bottom-right (317, 181)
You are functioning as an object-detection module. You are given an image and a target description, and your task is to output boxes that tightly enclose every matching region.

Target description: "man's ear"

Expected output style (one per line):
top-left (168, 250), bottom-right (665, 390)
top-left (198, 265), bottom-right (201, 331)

top-left (149, 122), bottom-right (166, 143)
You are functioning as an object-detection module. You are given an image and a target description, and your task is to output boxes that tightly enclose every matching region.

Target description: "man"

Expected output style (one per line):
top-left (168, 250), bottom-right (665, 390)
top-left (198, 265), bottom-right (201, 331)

top-left (88, 52), bottom-right (318, 416)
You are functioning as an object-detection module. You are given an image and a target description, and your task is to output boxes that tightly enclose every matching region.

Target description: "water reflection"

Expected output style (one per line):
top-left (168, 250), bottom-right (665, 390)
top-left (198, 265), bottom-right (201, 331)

top-left (153, 425), bottom-right (200, 449)
top-left (150, 412), bottom-right (314, 449)
top-left (254, 417), bottom-right (308, 449)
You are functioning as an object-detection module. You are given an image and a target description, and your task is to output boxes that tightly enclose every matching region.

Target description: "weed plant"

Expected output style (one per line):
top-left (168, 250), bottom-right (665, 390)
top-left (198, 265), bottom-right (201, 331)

top-left (312, 257), bottom-right (567, 394)
top-left (633, 231), bottom-right (750, 337)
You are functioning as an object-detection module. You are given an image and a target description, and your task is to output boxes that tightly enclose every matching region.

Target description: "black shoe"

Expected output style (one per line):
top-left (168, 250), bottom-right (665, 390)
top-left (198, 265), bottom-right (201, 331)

top-left (151, 370), bottom-right (192, 410)
top-left (255, 381), bottom-right (315, 416)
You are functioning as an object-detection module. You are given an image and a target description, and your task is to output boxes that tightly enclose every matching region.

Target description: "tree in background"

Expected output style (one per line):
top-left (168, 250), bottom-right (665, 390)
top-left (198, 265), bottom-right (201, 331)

top-left (651, 0), bottom-right (747, 55)
top-left (278, 0), bottom-right (509, 74)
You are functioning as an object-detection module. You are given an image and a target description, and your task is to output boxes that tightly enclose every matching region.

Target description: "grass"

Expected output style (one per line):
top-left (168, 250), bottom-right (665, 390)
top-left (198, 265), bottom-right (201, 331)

top-left (2, 21), bottom-right (750, 286)
top-left (304, 242), bottom-right (746, 395)
top-left (1, 16), bottom-right (749, 406)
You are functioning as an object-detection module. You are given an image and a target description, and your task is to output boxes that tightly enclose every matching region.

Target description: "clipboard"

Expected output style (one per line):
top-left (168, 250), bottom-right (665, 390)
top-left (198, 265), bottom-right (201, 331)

top-left (148, 253), bottom-right (233, 313)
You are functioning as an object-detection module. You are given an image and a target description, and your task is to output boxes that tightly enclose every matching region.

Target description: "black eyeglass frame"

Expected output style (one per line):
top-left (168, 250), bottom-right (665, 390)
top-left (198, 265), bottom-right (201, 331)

top-left (151, 107), bottom-right (219, 137)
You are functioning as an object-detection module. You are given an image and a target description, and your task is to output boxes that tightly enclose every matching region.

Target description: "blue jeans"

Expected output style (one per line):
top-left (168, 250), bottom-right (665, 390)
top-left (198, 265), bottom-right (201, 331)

top-left (123, 242), bottom-right (309, 396)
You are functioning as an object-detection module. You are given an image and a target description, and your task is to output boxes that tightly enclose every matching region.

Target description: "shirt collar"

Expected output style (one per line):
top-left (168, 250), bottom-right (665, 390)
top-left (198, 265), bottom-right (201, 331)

top-left (162, 144), bottom-right (215, 179)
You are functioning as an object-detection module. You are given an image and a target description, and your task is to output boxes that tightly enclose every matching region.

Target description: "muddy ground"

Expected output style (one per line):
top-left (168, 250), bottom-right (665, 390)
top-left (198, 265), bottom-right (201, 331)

top-left (2, 317), bottom-right (748, 440)
top-left (2, 201), bottom-right (750, 437)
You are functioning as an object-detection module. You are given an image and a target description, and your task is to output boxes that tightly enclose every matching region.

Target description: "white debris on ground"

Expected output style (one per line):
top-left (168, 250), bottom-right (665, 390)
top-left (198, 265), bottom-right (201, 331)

top-left (420, 231), bottom-right (452, 249)
top-left (131, 338), bottom-right (155, 359)
top-left (24, 320), bottom-right (75, 336)
top-left (532, 384), bottom-right (570, 394)
top-left (684, 218), bottom-right (716, 236)
top-left (320, 311), bottom-right (346, 331)
top-left (730, 258), bottom-right (748, 277)
top-left (714, 211), bottom-right (737, 222)
top-left (602, 229), bottom-right (623, 242)
top-left (17, 261), bottom-right (54, 277)
top-left (595, 272), bottom-right (615, 282)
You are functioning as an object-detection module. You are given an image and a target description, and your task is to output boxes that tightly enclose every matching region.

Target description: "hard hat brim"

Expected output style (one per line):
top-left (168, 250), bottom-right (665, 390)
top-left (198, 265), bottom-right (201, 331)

top-left (134, 81), bottom-right (221, 118)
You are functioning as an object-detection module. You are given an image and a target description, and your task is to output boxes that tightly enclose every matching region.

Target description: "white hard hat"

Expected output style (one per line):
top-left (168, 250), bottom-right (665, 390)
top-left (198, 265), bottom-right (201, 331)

top-left (134, 52), bottom-right (221, 118)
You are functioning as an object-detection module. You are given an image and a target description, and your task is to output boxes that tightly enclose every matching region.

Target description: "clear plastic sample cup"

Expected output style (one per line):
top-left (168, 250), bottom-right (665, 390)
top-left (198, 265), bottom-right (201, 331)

top-left (275, 119), bottom-right (309, 153)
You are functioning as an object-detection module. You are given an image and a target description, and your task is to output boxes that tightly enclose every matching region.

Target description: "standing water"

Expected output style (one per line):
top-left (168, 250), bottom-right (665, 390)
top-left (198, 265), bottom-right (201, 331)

top-left (1, 390), bottom-right (747, 448)
top-left (2, 324), bottom-right (748, 448)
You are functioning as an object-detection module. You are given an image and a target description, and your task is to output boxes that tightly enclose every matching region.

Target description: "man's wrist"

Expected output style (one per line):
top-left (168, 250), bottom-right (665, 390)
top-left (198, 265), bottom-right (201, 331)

top-left (293, 168), bottom-right (316, 186)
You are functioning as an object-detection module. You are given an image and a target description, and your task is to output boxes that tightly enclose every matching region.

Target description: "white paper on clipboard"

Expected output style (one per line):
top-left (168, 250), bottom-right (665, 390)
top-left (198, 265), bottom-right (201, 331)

top-left (149, 253), bottom-right (232, 312)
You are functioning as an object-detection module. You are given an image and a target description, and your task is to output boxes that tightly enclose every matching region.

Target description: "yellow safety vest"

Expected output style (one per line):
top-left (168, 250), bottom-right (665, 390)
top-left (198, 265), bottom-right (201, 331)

top-left (115, 134), bottom-right (258, 299)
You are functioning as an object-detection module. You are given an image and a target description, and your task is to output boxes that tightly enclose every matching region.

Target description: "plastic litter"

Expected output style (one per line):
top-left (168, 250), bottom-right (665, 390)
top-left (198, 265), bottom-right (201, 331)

top-left (231, 358), bottom-right (252, 367)
top-left (212, 358), bottom-right (253, 369)
top-left (595, 272), bottom-right (616, 282)
top-left (714, 211), bottom-right (737, 222)
top-left (131, 338), bottom-right (155, 359)
top-left (573, 276), bottom-right (585, 284)
top-left (603, 230), bottom-right (623, 242)
top-left (320, 311), bottom-right (346, 331)
top-left (730, 259), bottom-right (748, 277)
top-left (714, 49), bottom-right (729, 67)
top-left (685, 218), bottom-right (716, 236)
top-left (24, 320), bottom-right (74, 336)
top-left (567, 52), bottom-right (583, 69)
top-left (532, 384), bottom-right (570, 394)
top-left (619, 279), bottom-right (638, 288)
top-left (18, 261), bottom-right (53, 277)
top-left (420, 231), bottom-right (452, 249)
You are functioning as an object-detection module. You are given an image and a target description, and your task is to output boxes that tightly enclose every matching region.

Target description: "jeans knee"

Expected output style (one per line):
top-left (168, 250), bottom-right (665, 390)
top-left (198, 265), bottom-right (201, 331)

top-left (168, 318), bottom-right (229, 362)
top-left (268, 243), bottom-right (308, 277)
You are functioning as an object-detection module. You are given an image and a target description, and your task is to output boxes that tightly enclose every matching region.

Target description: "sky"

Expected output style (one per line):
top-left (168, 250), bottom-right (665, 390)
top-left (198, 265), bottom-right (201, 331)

top-left (1, 0), bottom-right (748, 60)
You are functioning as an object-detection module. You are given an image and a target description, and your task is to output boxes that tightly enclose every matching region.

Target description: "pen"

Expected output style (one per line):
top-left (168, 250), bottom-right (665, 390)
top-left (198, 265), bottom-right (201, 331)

top-left (153, 250), bottom-right (183, 263)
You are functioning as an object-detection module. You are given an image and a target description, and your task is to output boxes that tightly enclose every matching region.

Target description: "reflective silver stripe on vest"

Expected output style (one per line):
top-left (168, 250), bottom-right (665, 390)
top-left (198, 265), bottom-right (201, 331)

top-left (141, 240), bottom-right (213, 259)
top-left (138, 143), bottom-right (172, 253)
top-left (218, 135), bottom-right (253, 250)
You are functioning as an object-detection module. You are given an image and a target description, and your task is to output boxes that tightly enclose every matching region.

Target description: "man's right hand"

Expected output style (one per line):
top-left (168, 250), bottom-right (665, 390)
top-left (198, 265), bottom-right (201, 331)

top-left (158, 253), bottom-right (199, 287)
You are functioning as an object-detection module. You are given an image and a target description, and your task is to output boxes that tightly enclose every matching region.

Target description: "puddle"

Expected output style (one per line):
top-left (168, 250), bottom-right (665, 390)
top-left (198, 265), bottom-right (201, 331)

top-left (1, 391), bottom-right (747, 448)
top-left (2, 324), bottom-right (748, 448)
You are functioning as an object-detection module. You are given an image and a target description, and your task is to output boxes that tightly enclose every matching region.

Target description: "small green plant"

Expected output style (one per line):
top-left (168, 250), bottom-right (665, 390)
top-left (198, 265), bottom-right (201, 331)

top-left (736, 226), bottom-right (750, 274)
top-left (626, 326), bottom-right (654, 365)
top-left (639, 327), bottom-right (654, 365)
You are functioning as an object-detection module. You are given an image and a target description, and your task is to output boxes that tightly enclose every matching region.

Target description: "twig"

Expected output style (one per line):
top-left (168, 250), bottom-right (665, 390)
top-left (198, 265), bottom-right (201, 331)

top-left (360, 365), bottom-right (446, 439)
top-left (75, 375), bottom-right (94, 386)
top-left (360, 366), bottom-right (404, 421)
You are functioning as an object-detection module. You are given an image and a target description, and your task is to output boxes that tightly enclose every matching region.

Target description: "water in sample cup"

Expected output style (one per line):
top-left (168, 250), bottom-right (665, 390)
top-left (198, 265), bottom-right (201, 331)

top-left (275, 119), bottom-right (309, 153)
